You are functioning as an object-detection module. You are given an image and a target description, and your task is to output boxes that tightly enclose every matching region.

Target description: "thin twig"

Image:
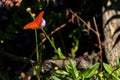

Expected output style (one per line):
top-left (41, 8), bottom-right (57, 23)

top-left (93, 17), bottom-right (103, 70)
top-left (68, 9), bottom-right (97, 34)
top-left (68, 9), bottom-right (103, 69)
top-left (93, 17), bottom-right (102, 54)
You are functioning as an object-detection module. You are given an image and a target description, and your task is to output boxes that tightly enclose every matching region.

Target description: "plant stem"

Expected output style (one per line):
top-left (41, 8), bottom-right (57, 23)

top-left (42, 29), bottom-right (65, 59)
top-left (42, 29), bottom-right (57, 51)
top-left (35, 29), bottom-right (39, 64)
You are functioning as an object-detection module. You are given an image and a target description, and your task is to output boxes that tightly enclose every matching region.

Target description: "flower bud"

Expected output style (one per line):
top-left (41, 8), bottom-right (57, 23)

top-left (31, 13), bottom-right (36, 18)
top-left (26, 7), bottom-right (31, 12)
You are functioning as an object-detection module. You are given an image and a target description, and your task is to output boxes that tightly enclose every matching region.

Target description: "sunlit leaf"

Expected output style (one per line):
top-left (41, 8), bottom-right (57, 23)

top-left (103, 62), bottom-right (119, 80)
top-left (56, 70), bottom-right (69, 75)
top-left (51, 76), bottom-right (61, 80)
top-left (69, 59), bottom-right (79, 79)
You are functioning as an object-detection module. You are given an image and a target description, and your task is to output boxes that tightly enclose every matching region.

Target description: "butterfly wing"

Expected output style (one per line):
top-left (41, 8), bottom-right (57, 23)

top-left (35, 11), bottom-right (44, 26)
top-left (23, 11), bottom-right (44, 30)
top-left (24, 21), bottom-right (38, 29)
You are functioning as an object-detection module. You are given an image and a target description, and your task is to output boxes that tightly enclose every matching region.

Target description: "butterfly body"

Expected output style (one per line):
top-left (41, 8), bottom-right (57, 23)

top-left (24, 11), bottom-right (45, 29)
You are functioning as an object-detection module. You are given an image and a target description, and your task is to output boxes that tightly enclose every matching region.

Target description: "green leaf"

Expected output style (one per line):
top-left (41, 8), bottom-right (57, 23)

top-left (51, 76), bottom-right (61, 80)
top-left (56, 70), bottom-right (69, 75)
top-left (57, 48), bottom-right (65, 59)
top-left (103, 62), bottom-right (119, 80)
top-left (116, 68), bottom-right (120, 76)
top-left (69, 59), bottom-right (79, 79)
top-left (87, 62), bottom-right (99, 78)
top-left (117, 58), bottom-right (120, 68)
top-left (81, 68), bottom-right (91, 78)
top-left (52, 76), bottom-right (73, 80)
top-left (35, 65), bottom-right (40, 79)
top-left (64, 63), bottom-right (71, 73)
top-left (81, 62), bottom-right (99, 78)
top-left (51, 37), bottom-right (55, 47)
top-left (66, 77), bottom-right (73, 80)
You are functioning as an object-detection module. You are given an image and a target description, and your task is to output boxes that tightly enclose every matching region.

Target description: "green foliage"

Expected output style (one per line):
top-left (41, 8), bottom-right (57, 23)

top-left (51, 59), bottom-right (80, 80)
top-left (69, 25), bottom-right (86, 58)
top-left (117, 58), bottom-right (120, 68)
top-left (35, 65), bottom-right (41, 79)
top-left (81, 62), bottom-right (99, 79)
top-left (103, 62), bottom-right (120, 80)
top-left (51, 59), bottom-right (100, 80)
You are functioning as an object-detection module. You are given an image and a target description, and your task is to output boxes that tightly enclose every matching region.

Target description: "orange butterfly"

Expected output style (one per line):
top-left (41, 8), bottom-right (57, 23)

top-left (24, 11), bottom-right (45, 29)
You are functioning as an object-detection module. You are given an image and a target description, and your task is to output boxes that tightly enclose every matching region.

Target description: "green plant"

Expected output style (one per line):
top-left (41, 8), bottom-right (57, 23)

top-left (51, 59), bottom-right (100, 80)
top-left (23, 7), bottom-right (66, 79)
top-left (68, 27), bottom-right (81, 58)
top-left (41, 29), bottom-right (65, 59)
top-left (103, 62), bottom-right (120, 80)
